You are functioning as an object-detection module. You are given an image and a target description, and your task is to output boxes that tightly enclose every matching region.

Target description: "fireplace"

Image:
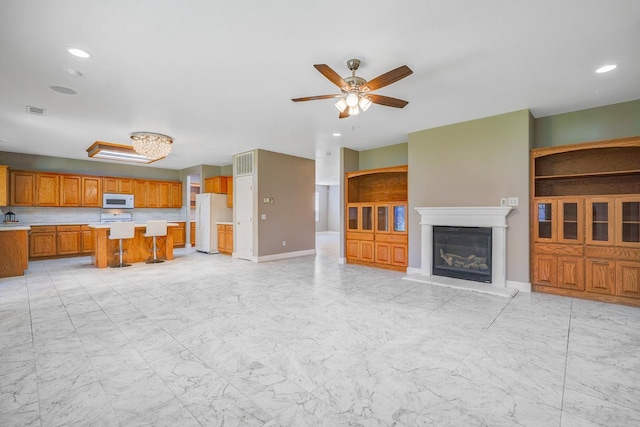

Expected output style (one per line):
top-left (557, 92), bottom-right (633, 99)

top-left (433, 226), bottom-right (492, 283)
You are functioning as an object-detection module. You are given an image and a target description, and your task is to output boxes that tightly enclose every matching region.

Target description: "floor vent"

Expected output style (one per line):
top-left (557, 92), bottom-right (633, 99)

top-left (235, 151), bottom-right (254, 176)
top-left (26, 105), bottom-right (46, 116)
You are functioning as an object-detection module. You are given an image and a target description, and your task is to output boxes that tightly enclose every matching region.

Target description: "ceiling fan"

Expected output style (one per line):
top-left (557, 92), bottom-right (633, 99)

top-left (292, 59), bottom-right (413, 118)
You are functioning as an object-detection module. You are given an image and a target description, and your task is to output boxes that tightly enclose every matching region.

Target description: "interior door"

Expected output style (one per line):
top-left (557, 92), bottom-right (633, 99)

top-left (234, 175), bottom-right (254, 260)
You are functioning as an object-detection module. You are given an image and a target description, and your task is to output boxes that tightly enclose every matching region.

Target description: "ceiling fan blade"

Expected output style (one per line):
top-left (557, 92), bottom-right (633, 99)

top-left (291, 94), bottom-right (342, 102)
top-left (339, 109), bottom-right (350, 119)
top-left (361, 65), bottom-right (413, 92)
top-left (367, 94), bottom-right (409, 108)
top-left (314, 64), bottom-right (350, 90)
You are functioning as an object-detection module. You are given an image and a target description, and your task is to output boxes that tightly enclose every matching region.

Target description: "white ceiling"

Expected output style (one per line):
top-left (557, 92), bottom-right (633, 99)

top-left (1, 1), bottom-right (639, 185)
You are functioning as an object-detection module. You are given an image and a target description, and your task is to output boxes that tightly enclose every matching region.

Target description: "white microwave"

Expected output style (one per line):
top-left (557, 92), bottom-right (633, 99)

top-left (103, 193), bottom-right (134, 209)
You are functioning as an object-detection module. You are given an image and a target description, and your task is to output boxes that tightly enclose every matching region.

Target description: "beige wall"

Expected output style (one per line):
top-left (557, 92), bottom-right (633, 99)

top-left (407, 109), bottom-right (532, 284)
top-left (340, 148), bottom-right (360, 259)
top-left (256, 149), bottom-right (315, 256)
top-left (359, 142), bottom-right (408, 170)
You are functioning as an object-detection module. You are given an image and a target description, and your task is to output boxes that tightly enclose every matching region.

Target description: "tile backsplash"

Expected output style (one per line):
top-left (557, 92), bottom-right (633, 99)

top-left (5, 207), bottom-right (187, 225)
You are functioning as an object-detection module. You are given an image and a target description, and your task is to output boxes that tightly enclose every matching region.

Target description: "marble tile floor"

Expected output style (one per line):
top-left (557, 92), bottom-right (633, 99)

top-left (1, 234), bottom-right (640, 426)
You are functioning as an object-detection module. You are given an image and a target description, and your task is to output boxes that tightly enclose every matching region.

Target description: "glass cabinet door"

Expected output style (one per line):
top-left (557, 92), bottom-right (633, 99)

top-left (586, 198), bottom-right (614, 245)
top-left (361, 205), bottom-right (373, 231)
top-left (558, 199), bottom-right (584, 243)
top-left (347, 205), bottom-right (359, 231)
top-left (376, 205), bottom-right (389, 232)
top-left (392, 204), bottom-right (407, 233)
top-left (534, 199), bottom-right (556, 242)
top-left (616, 197), bottom-right (640, 246)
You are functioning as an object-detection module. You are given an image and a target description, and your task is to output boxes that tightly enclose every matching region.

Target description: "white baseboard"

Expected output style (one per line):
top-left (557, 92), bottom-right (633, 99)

top-left (338, 257), bottom-right (346, 264)
top-left (507, 280), bottom-right (531, 293)
top-left (406, 267), bottom-right (422, 275)
top-left (256, 249), bottom-right (316, 262)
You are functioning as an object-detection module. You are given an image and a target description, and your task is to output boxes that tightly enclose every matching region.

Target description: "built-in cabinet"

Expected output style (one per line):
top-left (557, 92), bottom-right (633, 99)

top-left (190, 222), bottom-right (195, 246)
top-left (173, 222), bottom-right (186, 248)
top-left (134, 179), bottom-right (182, 208)
top-left (103, 177), bottom-right (134, 194)
top-left (29, 224), bottom-right (94, 259)
top-left (345, 166), bottom-right (408, 271)
top-left (204, 176), bottom-right (233, 208)
top-left (531, 137), bottom-right (640, 306)
top-left (217, 224), bottom-right (233, 254)
top-left (0, 165), bottom-right (9, 206)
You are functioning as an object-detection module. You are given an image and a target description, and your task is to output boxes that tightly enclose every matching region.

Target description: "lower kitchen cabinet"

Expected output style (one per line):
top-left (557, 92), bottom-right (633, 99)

top-left (173, 222), bottom-right (186, 248)
top-left (29, 226), bottom-right (57, 258)
top-left (81, 225), bottom-right (93, 254)
top-left (57, 225), bottom-right (82, 255)
top-left (190, 222), bottom-right (195, 246)
top-left (217, 224), bottom-right (233, 254)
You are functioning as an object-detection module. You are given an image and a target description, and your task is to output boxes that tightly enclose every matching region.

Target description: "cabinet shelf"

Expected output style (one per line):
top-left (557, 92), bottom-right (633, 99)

top-left (535, 169), bottom-right (640, 181)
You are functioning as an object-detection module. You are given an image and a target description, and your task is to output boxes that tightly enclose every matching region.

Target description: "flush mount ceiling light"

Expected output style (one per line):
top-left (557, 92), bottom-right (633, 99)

top-left (596, 64), bottom-right (618, 73)
top-left (50, 85), bottom-right (77, 95)
top-left (292, 58), bottom-right (412, 118)
top-left (67, 47), bottom-right (92, 58)
top-left (87, 141), bottom-right (159, 164)
top-left (130, 132), bottom-right (173, 160)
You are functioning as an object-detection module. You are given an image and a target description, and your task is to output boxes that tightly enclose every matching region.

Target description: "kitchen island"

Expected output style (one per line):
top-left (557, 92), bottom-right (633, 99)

top-left (88, 223), bottom-right (178, 268)
top-left (0, 225), bottom-right (30, 278)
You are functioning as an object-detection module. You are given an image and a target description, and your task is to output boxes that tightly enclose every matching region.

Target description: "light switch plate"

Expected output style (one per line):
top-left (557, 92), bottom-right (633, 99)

top-left (500, 198), bottom-right (507, 207)
top-left (508, 197), bottom-right (519, 206)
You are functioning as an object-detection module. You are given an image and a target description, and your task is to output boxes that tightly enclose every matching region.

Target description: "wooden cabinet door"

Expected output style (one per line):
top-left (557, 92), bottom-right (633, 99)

top-left (59, 175), bottom-right (82, 207)
top-left (0, 165), bottom-right (8, 207)
top-left (169, 182), bottom-right (182, 208)
top-left (190, 222), bottom-right (195, 246)
top-left (133, 180), bottom-right (148, 208)
top-left (375, 241), bottom-right (391, 264)
top-left (346, 239), bottom-right (360, 260)
top-left (585, 259), bottom-right (616, 295)
top-left (81, 226), bottom-right (93, 254)
top-left (103, 177), bottom-right (118, 193)
top-left (118, 178), bottom-right (134, 194)
top-left (29, 228), bottom-right (57, 258)
top-left (147, 181), bottom-right (160, 208)
top-left (360, 240), bottom-right (374, 262)
top-left (558, 199), bottom-right (584, 244)
top-left (616, 261), bottom-right (640, 299)
top-left (217, 224), bottom-right (226, 252)
top-left (82, 176), bottom-right (102, 207)
top-left (173, 222), bottom-right (186, 247)
top-left (226, 177), bottom-right (233, 208)
top-left (391, 243), bottom-right (408, 267)
top-left (586, 198), bottom-right (614, 245)
top-left (615, 197), bottom-right (640, 247)
top-left (10, 171), bottom-right (34, 206)
top-left (57, 230), bottom-right (81, 255)
top-left (557, 256), bottom-right (584, 290)
top-left (224, 225), bottom-right (233, 253)
top-left (533, 254), bottom-right (557, 287)
top-left (533, 199), bottom-right (556, 243)
top-left (35, 173), bottom-right (60, 206)
top-left (157, 182), bottom-right (170, 208)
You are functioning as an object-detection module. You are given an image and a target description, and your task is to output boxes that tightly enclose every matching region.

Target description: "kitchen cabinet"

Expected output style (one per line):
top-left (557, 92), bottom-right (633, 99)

top-left (204, 176), bottom-right (228, 194)
top-left (0, 165), bottom-right (8, 207)
top-left (81, 225), bottom-right (93, 254)
top-left (133, 179), bottom-right (182, 208)
top-left (345, 166), bottom-right (408, 271)
top-left (10, 171), bottom-right (34, 206)
top-left (133, 180), bottom-right (148, 208)
top-left (190, 222), bottom-right (195, 246)
top-left (217, 224), bottom-right (233, 254)
top-left (60, 175), bottom-right (82, 206)
top-left (29, 226), bottom-right (57, 258)
top-left (35, 173), bottom-right (60, 206)
top-left (82, 176), bottom-right (102, 207)
top-left (226, 176), bottom-right (233, 208)
top-left (0, 229), bottom-right (29, 278)
top-left (57, 225), bottom-right (82, 255)
top-left (104, 177), bottom-right (133, 194)
top-left (173, 222), bottom-right (186, 247)
top-left (169, 182), bottom-right (182, 208)
top-left (530, 137), bottom-right (640, 306)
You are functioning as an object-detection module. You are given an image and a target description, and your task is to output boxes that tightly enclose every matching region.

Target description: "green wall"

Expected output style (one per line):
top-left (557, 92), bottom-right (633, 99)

top-left (534, 99), bottom-right (640, 148)
top-left (359, 142), bottom-right (408, 170)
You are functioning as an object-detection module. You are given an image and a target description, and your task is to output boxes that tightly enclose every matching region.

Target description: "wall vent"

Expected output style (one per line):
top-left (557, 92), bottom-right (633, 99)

top-left (26, 105), bottom-right (46, 116)
top-left (234, 151), bottom-right (254, 176)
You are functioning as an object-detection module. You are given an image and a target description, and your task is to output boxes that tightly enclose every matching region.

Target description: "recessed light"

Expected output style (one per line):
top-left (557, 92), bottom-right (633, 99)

top-left (66, 68), bottom-right (83, 77)
top-left (50, 86), bottom-right (77, 95)
top-left (595, 64), bottom-right (617, 73)
top-left (67, 47), bottom-right (92, 58)
top-left (332, 133), bottom-right (341, 136)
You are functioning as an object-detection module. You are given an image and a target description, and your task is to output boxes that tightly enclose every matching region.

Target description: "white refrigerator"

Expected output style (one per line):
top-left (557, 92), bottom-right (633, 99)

top-left (195, 193), bottom-right (233, 253)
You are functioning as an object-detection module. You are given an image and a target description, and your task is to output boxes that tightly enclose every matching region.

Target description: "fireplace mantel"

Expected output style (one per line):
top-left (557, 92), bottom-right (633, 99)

top-left (405, 206), bottom-right (517, 297)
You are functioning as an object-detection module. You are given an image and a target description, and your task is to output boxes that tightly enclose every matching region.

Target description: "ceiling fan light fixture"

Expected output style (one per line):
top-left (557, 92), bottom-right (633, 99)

top-left (345, 92), bottom-right (359, 107)
top-left (348, 105), bottom-right (360, 116)
top-left (334, 98), bottom-right (347, 113)
top-left (358, 96), bottom-right (372, 111)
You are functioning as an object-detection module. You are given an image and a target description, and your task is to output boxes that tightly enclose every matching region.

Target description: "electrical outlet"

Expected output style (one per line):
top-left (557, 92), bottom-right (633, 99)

top-left (263, 197), bottom-right (270, 203)
top-left (500, 198), bottom-right (507, 207)
top-left (261, 214), bottom-right (266, 220)
top-left (508, 197), bottom-right (519, 206)
top-left (282, 241), bottom-right (286, 246)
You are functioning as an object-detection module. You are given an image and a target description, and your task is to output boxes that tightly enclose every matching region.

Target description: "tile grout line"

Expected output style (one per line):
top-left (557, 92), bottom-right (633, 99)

top-left (559, 297), bottom-right (573, 426)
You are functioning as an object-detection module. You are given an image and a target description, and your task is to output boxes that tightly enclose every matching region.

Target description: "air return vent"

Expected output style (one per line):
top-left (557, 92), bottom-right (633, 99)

top-left (234, 151), bottom-right (254, 176)
top-left (26, 105), bottom-right (46, 116)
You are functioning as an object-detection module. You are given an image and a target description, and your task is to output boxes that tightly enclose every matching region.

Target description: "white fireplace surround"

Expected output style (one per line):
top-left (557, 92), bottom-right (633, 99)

top-left (404, 206), bottom-right (518, 297)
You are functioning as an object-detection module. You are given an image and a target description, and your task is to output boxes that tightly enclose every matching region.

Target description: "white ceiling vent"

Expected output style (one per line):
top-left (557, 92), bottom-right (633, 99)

top-left (26, 105), bottom-right (46, 116)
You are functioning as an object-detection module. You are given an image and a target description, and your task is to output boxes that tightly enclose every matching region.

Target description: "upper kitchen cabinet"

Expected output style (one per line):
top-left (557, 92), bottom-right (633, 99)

top-left (133, 179), bottom-right (182, 208)
top-left (10, 171), bottom-right (35, 206)
top-left (0, 166), bottom-right (8, 206)
top-left (226, 176), bottom-right (233, 208)
top-left (60, 175), bottom-right (82, 206)
top-left (204, 176), bottom-right (229, 194)
top-left (35, 173), bottom-right (60, 206)
top-left (103, 177), bottom-right (133, 194)
top-left (82, 176), bottom-right (102, 207)
top-left (169, 182), bottom-right (182, 208)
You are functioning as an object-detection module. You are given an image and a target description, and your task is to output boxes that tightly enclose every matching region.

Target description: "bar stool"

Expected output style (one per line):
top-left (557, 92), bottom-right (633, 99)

top-left (145, 220), bottom-right (167, 264)
top-left (108, 222), bottom-right (135, 268)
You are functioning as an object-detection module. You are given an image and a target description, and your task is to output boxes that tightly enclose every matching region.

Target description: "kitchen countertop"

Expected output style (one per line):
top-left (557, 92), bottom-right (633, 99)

top-left (216, 222), bottom-right (233, 225)
top-left (88, 222), bottom-right (179, 229)
top-left (0, 224), bottom-right (31, 231)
